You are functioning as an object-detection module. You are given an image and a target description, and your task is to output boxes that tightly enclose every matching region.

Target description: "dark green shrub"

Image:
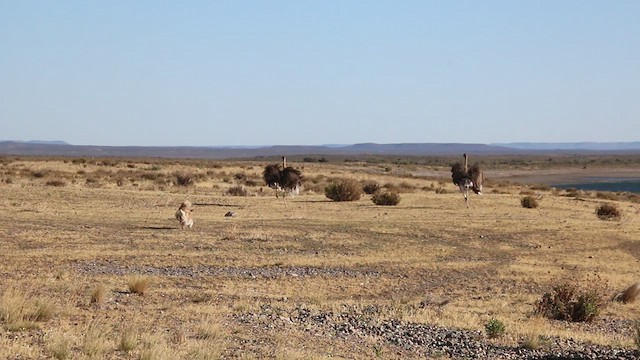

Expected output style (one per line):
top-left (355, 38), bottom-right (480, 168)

top-left (325, 179), bottom-right (363, 202)
top-left (521, 196), bottom-right (539, 209)
top-left (595, 203), bottom-right (621, 221)
top-left (536, 282), bottom-right (606, 322)
top-left (372, 191), bottom-right (401, 206)
top-left (362, 182), bottom-right (380, 195)
top-left (484, 318), bottom-right (506, 339)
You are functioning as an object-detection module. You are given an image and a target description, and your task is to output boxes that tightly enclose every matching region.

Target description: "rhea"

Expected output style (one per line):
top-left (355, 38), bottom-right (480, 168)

top-left (175, 200), bottom-right (194, 229)
top-left (451, 153), bottom-right (484, 208)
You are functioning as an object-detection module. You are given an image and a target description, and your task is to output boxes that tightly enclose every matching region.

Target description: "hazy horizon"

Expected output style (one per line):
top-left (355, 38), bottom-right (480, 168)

top-left (2, 2), bottom-right (639, 146)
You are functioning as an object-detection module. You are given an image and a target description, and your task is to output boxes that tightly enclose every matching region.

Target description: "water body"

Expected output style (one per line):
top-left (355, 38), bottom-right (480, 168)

top-left (554, 179), bottom-right (640, 193)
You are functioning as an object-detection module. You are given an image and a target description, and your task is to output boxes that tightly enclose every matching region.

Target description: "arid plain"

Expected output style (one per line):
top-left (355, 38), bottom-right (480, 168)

top-left (1, 155), bottom-right (640, 359)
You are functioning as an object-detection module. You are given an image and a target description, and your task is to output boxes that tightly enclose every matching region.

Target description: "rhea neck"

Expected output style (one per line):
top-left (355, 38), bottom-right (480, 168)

top-left (282, 156), bottom-right (287, 169)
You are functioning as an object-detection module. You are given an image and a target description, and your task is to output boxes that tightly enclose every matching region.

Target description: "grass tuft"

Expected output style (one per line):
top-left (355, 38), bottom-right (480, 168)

top-left (119, 329), bottom-right (138, 352)
top-left (127, 276), bottom-right (152, 295)
top-left (90, 284), bottom-right (107, 304)
top-left (46, 333), bottom-right (72, 360)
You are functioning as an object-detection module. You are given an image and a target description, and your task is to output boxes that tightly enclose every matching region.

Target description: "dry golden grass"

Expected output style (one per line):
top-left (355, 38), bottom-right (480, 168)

top-left (0, 157), bottom-right (640, 358)
top-left (127, 276), bottom-right (153, 295)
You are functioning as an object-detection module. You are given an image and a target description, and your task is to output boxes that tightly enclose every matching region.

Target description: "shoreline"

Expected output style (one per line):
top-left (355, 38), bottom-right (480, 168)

top-left (489, 167), bottom-right (640, 186)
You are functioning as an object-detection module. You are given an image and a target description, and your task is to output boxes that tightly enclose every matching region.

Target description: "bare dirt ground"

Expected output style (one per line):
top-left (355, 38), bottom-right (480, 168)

top-left (0, 157), bottom-right (639, 359)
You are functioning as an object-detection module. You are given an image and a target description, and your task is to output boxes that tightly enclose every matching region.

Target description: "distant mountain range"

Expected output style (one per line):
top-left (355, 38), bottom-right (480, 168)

top-left (0, 141), bottom-right (639, 159)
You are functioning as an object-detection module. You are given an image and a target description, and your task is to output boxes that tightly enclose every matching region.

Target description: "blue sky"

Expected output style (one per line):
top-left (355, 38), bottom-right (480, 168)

top-left (1, 1), bottom-right (638, 146)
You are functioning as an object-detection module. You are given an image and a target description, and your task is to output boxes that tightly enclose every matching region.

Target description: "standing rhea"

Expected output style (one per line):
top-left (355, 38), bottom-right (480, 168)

top-left (451, 153), bottom-right (484, 208)
top-left (175, 200), bottom-right (194, 229)
top-left (263, 157), bottom-right (303, 198)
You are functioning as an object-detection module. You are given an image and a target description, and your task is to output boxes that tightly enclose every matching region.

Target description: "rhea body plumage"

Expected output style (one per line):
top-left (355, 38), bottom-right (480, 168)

top-left (451, 153), bottom-right (484, 208)
top-left (263, 157), bottom-right (303, 198)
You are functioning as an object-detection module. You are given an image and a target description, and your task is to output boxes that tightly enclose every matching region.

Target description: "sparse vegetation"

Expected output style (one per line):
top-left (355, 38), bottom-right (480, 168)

top-left (362, 181), bottom-right (380, 195)
top-left (484, 318), bottom-right (506, 339)
top-left (90, 284), bottom-right (107, 304)
top-left (227, 185), bottom-right (250, 196)
top-left (536, 281), bottom-right (608, 322)
top-left (119, 329), bottom-right (138, 352)
top-left (1, 156), bottom-right (640, 358)
top-left (45, 179), bottom-right (67, 187)
top-left (174, 172), bottom-right (194, 186)
top-left (46, 333), bottom-right (72, 360)
top-left (325, 178), bottom-right (363, 201)
top-left (595, 203), bottom-right (622, 220)
top-left (127, 276), bottom-right (152, 295)
top-left (520, 195), bottom-right (539, 208)
top-left (372, 190), bottom-right (401, 206)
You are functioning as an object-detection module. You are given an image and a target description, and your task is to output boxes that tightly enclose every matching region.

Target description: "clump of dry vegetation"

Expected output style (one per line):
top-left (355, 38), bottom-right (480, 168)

top-left (0, 290), bottom-right (55, 331)
top-left (536, 281), bottom-right (608, 322)
top-left (612, 282), bottom-right (640, 304)
top-left (90, 284), bottom-right (107, 304)
top-left (127, 276), bottom-right (152, 295)
top-left (174, 172), bottom-right (194, 187)
top-left (119, 328), bottom-right (138, 352)
top-left (46, 332), bottom-right (72, 360)
top-left (325, 178), bottom-right (363, 201)
top-left (45, 179), bottom-right (67, 187)
top-left (227, 185), bottom-right (250, 196)
top-left (372, 190), bottom-right (401, 206)
top-left (521, 195), bottom-right (539, 208)
top-left (362, 181), bottom-right (380, 195)
top-left (595, 203), bottom-right (622, 220)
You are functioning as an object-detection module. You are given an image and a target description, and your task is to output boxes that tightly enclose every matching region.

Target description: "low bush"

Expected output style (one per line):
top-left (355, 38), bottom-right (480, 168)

top-left (535, 282), bottom-right (607, 322)
top-left (362, 181), bottom-right (380, 195)
top-left (227, 185), bottom-right (249, 196)
top-left (595, 203), bottom-right (621, 221)
top-left (175, 173), bottom-right (194, 187)
top-left (45, 180), bottom-right (67, 187)
top-left (484, 318), bottom-right (506, 339)
top-left (372, 191), bottom-right (401, 206)
top-left (521, 196), bottom-right (539, 209)
top-left (325, 178), bottom-right (363, 202)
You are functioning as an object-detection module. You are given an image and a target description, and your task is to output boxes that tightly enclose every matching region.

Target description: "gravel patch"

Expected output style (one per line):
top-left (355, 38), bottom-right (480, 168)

top-left (74, 260), bottom-right (382, 279)
top-left (236, 304), bottom-right (638, 360)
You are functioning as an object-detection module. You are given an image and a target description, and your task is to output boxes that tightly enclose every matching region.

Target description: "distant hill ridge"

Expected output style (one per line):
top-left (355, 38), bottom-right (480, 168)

top-left (492, 142), bottom-right (640, 151)
top-left (0, 141), bottom-right (639, 159)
